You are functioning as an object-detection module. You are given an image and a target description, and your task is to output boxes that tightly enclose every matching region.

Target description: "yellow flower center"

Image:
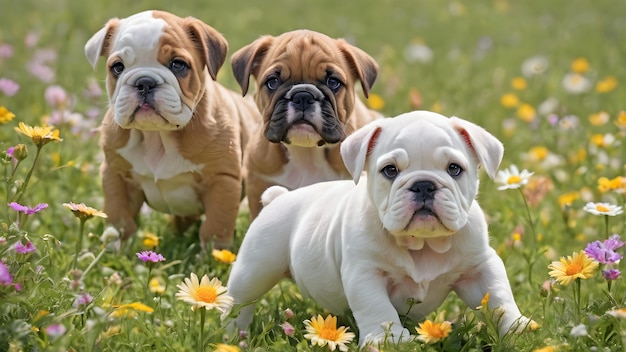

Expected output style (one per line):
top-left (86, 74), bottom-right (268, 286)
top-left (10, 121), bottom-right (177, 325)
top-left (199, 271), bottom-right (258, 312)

top-left (507, 175), bottom-right (522, 184)
top-left (319, 327), bottom-right (340, 341)
top-left (595, 204), bottom-right (610, 212)
top-left (196, 286), bottom-right (217, 303)
top-left (565, 262), bottom-right (582, 276)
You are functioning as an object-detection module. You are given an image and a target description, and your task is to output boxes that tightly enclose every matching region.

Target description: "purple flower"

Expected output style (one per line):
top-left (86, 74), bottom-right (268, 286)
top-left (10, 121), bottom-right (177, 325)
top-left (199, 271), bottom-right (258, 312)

top-left (0, 261), bottom-right (13, 285)
top-left (6, 146), bottom-right (17, 165)
top-left (0, 44), bottom-right (14, 58)
top-left (8, 202), bottom-right (48, 215)
top-left (280, 322), bottom-right (295, 336)
top-left (14, 241), bottom-right (36, 254)
top-left (0, 78), bottom-right (20, 96)
top-left (73, 292), bottom-right (93, 308)
top-left (136, 251), bottom-right (165, 263)
top-left (602, 269), bottom-right (621, 281)
top-left (585, 235), bottom-right (624, 264)
top-left (45, 323), bottom-right (67, 338)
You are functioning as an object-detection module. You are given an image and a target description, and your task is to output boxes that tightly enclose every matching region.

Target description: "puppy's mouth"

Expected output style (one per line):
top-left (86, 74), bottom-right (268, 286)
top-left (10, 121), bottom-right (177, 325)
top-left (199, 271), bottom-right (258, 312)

top-left (129, 102), bottom-right (181, 130)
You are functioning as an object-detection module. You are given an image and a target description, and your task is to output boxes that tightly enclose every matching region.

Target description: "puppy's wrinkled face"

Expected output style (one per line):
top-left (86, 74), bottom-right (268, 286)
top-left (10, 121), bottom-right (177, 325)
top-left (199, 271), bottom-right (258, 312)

top-left (85, 11), bottom-right (224, 131)
top-left (341, 111), bottom-right (504, 252)
top-left (368, 119), bottom-right (479, 246)
top-left (231, 30), bottom-right (378, 147)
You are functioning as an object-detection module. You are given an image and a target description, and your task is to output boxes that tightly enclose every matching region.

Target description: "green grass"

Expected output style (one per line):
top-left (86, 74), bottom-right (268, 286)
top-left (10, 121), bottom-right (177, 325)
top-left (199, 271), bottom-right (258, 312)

top-left (1, 0), bottom-right (626, 351)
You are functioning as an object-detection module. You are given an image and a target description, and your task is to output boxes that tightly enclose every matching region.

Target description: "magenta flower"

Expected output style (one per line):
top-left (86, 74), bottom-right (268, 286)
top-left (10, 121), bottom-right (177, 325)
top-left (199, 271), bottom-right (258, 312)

top-left (136, 251), bottom-right (165, 263)
top-left (14, 241), bottom-right (36, 254)
top-left (6, 146), bottom-right (17, 165)
top-left (281, 322), bottom-right (295, 337)
top-left (8, 202), bottom-right (48, 215)
top-left (0, 261), bottom-right (13, 285)
top-left (602, 269), bottom-right (621, 281)
top-left (45, 323), bottom-right (67, 338)
top-left (584, 235), bottom-right (624, 264)
top-left (73, 292), bottom-right (93, 308)
top-left (0, 78), bottom-right (20, 96)
top-left (0, 44), bottom-right (14, 58)
top-left (44, 85), bottom-right (68, 109)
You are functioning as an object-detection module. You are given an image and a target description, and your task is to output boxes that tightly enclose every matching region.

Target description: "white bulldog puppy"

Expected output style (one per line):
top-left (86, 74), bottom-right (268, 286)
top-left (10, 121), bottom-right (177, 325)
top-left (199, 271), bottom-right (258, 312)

top-left (227, 110), bottom-right (532, 344)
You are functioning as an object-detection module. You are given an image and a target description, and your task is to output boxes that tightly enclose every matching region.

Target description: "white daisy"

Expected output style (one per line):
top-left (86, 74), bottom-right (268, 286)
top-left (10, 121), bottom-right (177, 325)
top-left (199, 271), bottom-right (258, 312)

top-left (495, 165), bottom-right (534, 190)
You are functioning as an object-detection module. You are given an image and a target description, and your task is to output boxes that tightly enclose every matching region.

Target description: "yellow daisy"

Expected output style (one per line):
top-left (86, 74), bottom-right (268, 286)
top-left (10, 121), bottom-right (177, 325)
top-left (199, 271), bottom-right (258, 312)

top-left (548, 250), bottom-right (598, 285)
top-left (149, 278), bottom-right (166, 295)
top-left (14, 121), bottom-right (62, 147)
top-left (595, 76), bottom-right (617, 93)
top-left (303, 314), bottom-right (355, 352)
top-left (63, 202), bottom-right (107, 220)
top-left (213, 344), bottom-right (240, 352)
top-left (416, 319), bottom-right (452, 344)
top-left (367, 93), bottom-right (385, 110)
top-left (500, 93), bottom-right (520, 108)
top-left (142, 232), bottom-right (160, 248)
top-left (175, 273), bottom-right (233, 314)
top-left (212, 249), bottom-right (237, 264)
top-left (570, 57), bottom-right (590, 73)
top-left (111, 302), bottom-right (154, 318)
top-left (0, 106), bottom-right (16, 124)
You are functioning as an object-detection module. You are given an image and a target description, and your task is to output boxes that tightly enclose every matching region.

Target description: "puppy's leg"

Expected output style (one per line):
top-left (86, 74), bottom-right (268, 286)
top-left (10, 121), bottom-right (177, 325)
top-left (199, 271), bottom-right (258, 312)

top-left (200, 174), bottom-right (242, 249)
top-left (101, 162), bottom-right (144, 240)
top-left (227, 220), bottom-right (291, 330)
top-left (453, 250), bottom-right (531, 335)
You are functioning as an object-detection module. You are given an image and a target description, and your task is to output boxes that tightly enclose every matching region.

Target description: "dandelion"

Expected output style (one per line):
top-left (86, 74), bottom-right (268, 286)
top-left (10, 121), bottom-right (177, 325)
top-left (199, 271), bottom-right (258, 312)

top-left (212, 249), bottom-right (237, 264)
top-left (304, 314), bottom-right (355, 351)
top-left (511, 77), bottom-right (527, 90)
top-left (14, 240), bottom-right (36, 254)
top-left (596, 76), bottom-right (617, 93)
top-left (367, 93), bottom-right (385, 110)
top-left (0, 105), bottom-right (16, 123)
top-left (517, 103), bottom-right (537, 123)
top-left (496, 165), bottom-right (534, 190)
top-left (416, 319), bottom-right (452, 344)
top-left (14, 121), bottom-right (62, 147)
top-left (8, 202), bottom-right (48, 215)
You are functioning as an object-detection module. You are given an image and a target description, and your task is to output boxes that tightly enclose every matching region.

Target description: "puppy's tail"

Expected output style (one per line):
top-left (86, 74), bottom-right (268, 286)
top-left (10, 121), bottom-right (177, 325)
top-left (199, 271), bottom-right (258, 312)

top-left (261, 186), bottom-right (289, 206)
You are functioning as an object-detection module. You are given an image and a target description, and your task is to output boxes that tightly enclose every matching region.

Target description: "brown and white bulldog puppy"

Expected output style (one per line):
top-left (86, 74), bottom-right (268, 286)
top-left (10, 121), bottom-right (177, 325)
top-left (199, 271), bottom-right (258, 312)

top-left (85, 10), bottom-right (261, 249)
top-left (231, 29), bottom-right (382, 218)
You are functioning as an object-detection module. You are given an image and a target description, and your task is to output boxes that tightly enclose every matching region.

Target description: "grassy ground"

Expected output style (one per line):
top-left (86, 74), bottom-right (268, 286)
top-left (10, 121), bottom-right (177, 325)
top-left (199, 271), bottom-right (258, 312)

top-left (1, 0), bottom-right (626, 351)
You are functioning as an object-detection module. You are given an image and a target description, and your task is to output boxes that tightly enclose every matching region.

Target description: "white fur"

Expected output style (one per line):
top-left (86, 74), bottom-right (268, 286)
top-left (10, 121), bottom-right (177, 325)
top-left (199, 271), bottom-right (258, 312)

top-left (228, 110), bottom-right (530, 345)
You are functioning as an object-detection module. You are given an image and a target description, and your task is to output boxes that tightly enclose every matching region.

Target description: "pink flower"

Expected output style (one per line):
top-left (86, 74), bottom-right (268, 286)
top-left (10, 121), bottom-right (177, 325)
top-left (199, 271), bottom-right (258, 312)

top-left (280, 322), bottom-right (295, 336)
top-left (0, 78), bottom-right (20, 96)
top-left (45, 323), bottom-right (67, 338)
top-left (14, 241), bottom-right (36, 254)
top-left (44, 85), bottom-right (68, 109)
top-left (9, 202), bottom-right (48, 215)
top-left (0, 261), bottom-right (13, 285)
top-left (0, 44), bottom-right (14, 58)
top-left (136, 251), bottom-right (165, 263)
top-left (73, 292), bottom-right (93, 308)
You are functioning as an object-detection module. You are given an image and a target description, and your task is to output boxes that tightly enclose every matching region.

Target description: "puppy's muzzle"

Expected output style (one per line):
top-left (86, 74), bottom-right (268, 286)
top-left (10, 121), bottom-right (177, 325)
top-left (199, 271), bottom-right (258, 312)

top-left (410, 180), bottom-right (436, 214)
top-left (135, 76), bottom-right (157, 104)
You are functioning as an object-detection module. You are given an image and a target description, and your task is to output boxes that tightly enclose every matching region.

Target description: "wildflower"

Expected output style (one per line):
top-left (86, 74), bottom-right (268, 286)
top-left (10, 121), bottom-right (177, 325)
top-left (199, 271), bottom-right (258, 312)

top-left (175, 273), bottom-right (233, 313)
top-left (73, 292), bottom-right (93, 308)
top-left (615, 111), bottom-right (626, 131)
top-left (62, 202), bottom-right (107, 220)
top-left (14, 122), bottom-right (62, 147)
top-left (14, 240), bottom-right (36, 254)
top-left (517, 103), bottom-right (537, 122)
top-left (596, 76), bottom-right (618, 93)
top-left (409, 89), bottom-right (422, 109)
top-left (0, 44), bottom-right (13, 57)
top-left (281, 322), bottom-right (296, 336)
top-left (523, 176), bottom-right (554, 207)
top-left (608, 308), bottom-right (626, 319)
top-left (367, 93), bottom-right (385, 110)
top-left (44, 85), bottom-right (68, 109)
top-left (511, 77), bottom-right (527, 90)
top-left (111, 302), bottom-right (154, 318)
top-left (589, 111), bottom-right (610, 126)
top-left (521, 56), bottom-right (548, 77)
top-left (149, 278), bottom-right (166, 294)
top-left (136, 251), bottom-right (166, 263)
top-left (45, 323), bottom-right (67, 338)
top-left (590, 133), bottom-right (616, 148)
top-left (602, 269), bottom-right (621, 281)
top-left (533, 347), bottom-right (555, 352)
top-left (570, 324), bottom-right (588, 337)
top-left (548, 250), bottom-right (599, 285)
top-left (100, 226), bottom-right (120, 245)
top-left (0, 261), bottom-right (13, 285)
top-left (495, 165), bottom-right (534, 190)
top-left (480, 292), bottom-right (490, 307)
top-left (0, 79), bottom-right (19, 97)
top-left (284, 308), bottom-right (294, 319)
top-left (570, 58), bottom-right (590, 73)
top-left (416, 319), bottom-right (453, 344)
top-left (404, 42), bottom-right (433, 63)
top-left (500, 93), bottom-right (520, 108)
top-left (8, 202), bottom-right (48, 215)
top-left (0, 105), bottom-right (16, 123)
top-left (214, 344), bottom-right (240, 352)
top-left (583, 202), bottom-right (623, 216)
top-left (212, 249), bottom-right (237, 264)
top-left (584, 235), bottom-right (624, 264)
top-left (562, 73), bottom-right (591, 94)
top-left (304, 314), bottom-right (355, 352)
top-left (142, 232), bottom-right (159, 248)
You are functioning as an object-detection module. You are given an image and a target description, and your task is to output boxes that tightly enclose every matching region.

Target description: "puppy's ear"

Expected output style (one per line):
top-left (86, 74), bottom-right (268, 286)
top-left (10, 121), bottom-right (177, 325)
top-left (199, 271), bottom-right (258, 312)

top-left (231, 36), bottom-right (274, 96)
top-left (450, 117), bottom-right (504, 180)
top-left (340, 121), bottom-right (383, 184)
top-left (85, 18), bottom-right (120, 69)
top-left (184, 19), bottom-right (228, 81)
top-left (337, 40), bottom-right (379, 98)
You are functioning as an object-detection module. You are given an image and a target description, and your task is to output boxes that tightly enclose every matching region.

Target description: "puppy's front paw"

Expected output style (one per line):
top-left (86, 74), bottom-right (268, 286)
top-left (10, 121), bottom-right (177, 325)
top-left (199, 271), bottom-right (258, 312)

top-left (510, 316), bottom-right (540, 333)
top-left (363, 324), bottom-right (413, 346)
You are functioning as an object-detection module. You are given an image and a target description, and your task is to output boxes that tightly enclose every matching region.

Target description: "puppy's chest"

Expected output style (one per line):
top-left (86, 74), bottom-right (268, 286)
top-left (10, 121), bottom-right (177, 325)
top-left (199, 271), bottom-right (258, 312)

top-left (263, 145), bottom-right (347, 189)
top-left (117, 130), bottom-right (204, 215)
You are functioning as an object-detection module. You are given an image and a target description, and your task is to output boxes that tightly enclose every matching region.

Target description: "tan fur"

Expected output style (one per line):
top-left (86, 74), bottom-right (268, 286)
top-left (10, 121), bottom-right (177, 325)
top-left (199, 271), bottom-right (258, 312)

top-left (231, 30), bottom-right (381, 218)
top-left (88, 11), bottom-right (261, 248)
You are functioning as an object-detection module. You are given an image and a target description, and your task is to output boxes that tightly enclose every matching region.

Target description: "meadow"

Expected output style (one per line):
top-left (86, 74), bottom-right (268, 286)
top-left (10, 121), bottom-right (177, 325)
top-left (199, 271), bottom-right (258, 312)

top-left (1, 0), bottom-right (626, 350)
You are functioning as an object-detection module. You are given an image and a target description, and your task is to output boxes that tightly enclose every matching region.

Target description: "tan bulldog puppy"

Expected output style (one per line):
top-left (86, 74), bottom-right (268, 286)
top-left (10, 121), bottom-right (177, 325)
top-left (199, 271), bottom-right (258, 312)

top-left (231, 29), bottom-right (382, 218)
top-left (228, 111), bottom-right (534, 345)
top-left (85, 10), bottom-right (261, 249)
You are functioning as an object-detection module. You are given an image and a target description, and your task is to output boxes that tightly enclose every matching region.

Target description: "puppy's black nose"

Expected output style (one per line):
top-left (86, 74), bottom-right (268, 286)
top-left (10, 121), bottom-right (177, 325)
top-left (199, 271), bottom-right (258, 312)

top-left (410, 181), bottom-right (436, 201)
top-left (291, 91), bottom-right (315, 111)
top-left (136, 77), bottom-right (157, 96)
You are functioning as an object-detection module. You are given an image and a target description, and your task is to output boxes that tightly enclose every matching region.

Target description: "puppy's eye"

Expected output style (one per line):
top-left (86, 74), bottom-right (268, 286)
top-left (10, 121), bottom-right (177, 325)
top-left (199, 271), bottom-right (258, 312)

top-left (110, 61), bottom-right (124, 77)
top-left (447, 163), bottom-right (463, 177)
top-left (326, 77), bottom-right (342, 92)
top-left (266, 77), bottom-right (281, 91)
top-left (169, 60), bottom-right (189, 76)
top-left (381, 165), bottom-right (398, 179)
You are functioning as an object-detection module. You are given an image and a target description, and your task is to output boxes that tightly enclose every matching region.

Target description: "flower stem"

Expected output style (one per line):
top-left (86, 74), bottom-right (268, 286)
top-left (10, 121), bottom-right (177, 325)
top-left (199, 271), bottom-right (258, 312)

top-left (574, 278), bottom-right (581, 318)
top-left (14, 145), bottom-right (42, 203)
top-left (517, 188), bottom-right (537, 246)
top-left (198, 308), bottom-right (206, 352)
top-left (604, 215), bottom-right (609, 238)
top-left (73, 218), bottom-right (86, 270)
